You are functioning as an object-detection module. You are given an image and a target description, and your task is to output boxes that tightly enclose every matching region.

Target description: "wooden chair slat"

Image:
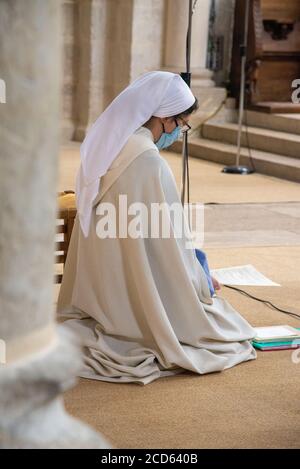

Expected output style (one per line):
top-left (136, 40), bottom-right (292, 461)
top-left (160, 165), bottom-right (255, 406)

top-left (55, 241), bottom-right (68, 252)
top-left (56, 224), bottom-right (67, 234)
top-left (54, 274), bottom-right (63, 284)
top-left (55, 255), bottom-right (65, 264)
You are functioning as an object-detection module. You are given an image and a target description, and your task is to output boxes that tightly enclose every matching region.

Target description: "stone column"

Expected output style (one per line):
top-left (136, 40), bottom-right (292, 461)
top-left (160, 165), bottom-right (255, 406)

top-left (130, 0), bottom-right (166, 81)
top-left (164, 0), bottom-right (228, 135)
top-left (74, 0), bottom-right (109, 141)
top-left (164, 0), bottom-right (215, 94)
top-left (61, 0), bottom-right (78, 141)
top-left (0, 0), bottom-right (109, 449)
top-left (74, 0), bottom-right (135, 141)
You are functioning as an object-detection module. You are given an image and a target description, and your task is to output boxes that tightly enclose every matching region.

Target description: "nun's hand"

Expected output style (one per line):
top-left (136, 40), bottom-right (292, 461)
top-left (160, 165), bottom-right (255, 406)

top-left (211, 276), bottom-right (221, 291)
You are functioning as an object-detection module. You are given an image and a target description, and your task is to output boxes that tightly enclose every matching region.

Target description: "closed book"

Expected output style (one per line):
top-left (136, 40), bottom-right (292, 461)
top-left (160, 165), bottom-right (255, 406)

top-left (253, 325), bottom-right (300, 343)
top-left (253, 343), bottom-right (300, 351)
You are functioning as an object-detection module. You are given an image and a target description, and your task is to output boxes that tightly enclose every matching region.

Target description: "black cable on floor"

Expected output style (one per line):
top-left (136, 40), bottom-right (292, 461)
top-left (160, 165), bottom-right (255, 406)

top-left (203, 201), bottom-right (300, 206)
top-left (224, 284), bottom-right (300, 321)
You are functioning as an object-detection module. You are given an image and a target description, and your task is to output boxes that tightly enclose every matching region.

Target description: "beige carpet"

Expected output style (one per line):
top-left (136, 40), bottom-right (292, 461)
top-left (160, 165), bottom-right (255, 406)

top-left (59, 144), bottom-right (300, 204)
top-left (60, 145), bottom-right (300, 448)
top-left (203, 202), bottom-right (300, 248)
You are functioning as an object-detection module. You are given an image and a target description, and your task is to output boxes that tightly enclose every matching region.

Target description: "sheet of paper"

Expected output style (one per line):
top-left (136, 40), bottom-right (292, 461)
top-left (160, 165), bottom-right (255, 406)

top-left (210, 264), bottom-right (280, 286)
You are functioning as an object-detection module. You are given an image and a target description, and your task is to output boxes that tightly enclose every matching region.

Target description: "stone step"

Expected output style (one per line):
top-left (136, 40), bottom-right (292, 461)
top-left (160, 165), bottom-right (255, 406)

top-left (248, 102), bottom-right (300, 114)
top-left (171, 138), bottom-right (300, 183)
top-left (202, 122), bottom-right (300, 159)
top-left (244, 110), bottom-right (300, 135)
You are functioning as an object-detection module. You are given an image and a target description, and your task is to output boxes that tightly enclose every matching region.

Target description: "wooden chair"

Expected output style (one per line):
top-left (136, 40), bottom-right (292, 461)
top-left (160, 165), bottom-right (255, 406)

top-left (55, 191), bottom-right (77, 284)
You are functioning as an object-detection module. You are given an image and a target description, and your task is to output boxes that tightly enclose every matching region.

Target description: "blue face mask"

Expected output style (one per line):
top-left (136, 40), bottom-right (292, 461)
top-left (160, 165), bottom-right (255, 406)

top-left (155, 125), bottom-right (181, 150)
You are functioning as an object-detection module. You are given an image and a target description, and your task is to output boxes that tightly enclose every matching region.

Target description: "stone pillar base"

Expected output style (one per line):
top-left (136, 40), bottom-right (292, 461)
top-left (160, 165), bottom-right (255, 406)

top-left (0, 327), bottom-right (110, 449)
top-left (61, 118), bottom-right (76, 143)
top-left (187, 87), bottom-right (228, 138)
top-left (74, 124), bottom-right (88, 142)
top-left (192, 70), bottom-right (216, 90)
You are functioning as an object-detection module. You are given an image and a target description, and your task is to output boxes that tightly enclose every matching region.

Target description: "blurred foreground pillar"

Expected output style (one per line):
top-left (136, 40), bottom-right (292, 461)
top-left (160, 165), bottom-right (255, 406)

top-left (0, 0), bottom-right (109, 449)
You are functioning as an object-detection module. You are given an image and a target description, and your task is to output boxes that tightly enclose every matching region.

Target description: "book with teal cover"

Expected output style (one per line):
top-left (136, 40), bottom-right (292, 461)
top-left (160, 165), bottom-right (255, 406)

top-left (252, 328), bottom-right (300, 350)
top-left (253, 341), bottom-right (300, 350)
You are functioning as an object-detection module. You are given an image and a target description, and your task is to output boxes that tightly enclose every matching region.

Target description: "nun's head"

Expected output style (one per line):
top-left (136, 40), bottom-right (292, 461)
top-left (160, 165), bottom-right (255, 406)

top-left (144, 97), bottom-right (198, 148)
top-left (162, 96), bottom-right (199, 133)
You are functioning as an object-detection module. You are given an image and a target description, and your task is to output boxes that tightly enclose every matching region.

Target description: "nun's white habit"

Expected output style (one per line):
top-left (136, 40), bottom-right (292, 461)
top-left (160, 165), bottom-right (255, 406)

top-left (57, 72), bottom-right (256, 385)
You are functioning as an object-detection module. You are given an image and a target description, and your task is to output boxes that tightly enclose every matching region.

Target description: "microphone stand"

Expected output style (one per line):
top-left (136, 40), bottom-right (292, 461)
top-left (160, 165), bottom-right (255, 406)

top-left (222, 0), bottom-right (254, 175)
top-left (180, 0), bottom-right (195, 206)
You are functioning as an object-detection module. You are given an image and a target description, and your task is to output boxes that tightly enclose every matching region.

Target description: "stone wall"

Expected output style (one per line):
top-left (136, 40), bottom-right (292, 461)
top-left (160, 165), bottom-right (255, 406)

top-left (61, 0), bottom-right (166, 141)
top-left (60, 0), bottom-right (235, 142)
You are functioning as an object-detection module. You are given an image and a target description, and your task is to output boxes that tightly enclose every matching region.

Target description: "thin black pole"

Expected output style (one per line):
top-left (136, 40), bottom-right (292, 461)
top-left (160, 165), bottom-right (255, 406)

top-left (181, 0), bottom-right (193, 206)
top-left (222, 0), bottom-right (254, 175)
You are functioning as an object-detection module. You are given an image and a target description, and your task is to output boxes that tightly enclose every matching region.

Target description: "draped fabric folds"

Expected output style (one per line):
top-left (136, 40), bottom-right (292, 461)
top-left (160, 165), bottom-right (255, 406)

top-left (57, 127), bottom-right (256, 385)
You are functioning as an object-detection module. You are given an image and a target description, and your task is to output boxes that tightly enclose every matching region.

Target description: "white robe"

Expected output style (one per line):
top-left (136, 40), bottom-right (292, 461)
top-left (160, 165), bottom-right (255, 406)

top-left (57, 126), bottom-right (257, 385)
